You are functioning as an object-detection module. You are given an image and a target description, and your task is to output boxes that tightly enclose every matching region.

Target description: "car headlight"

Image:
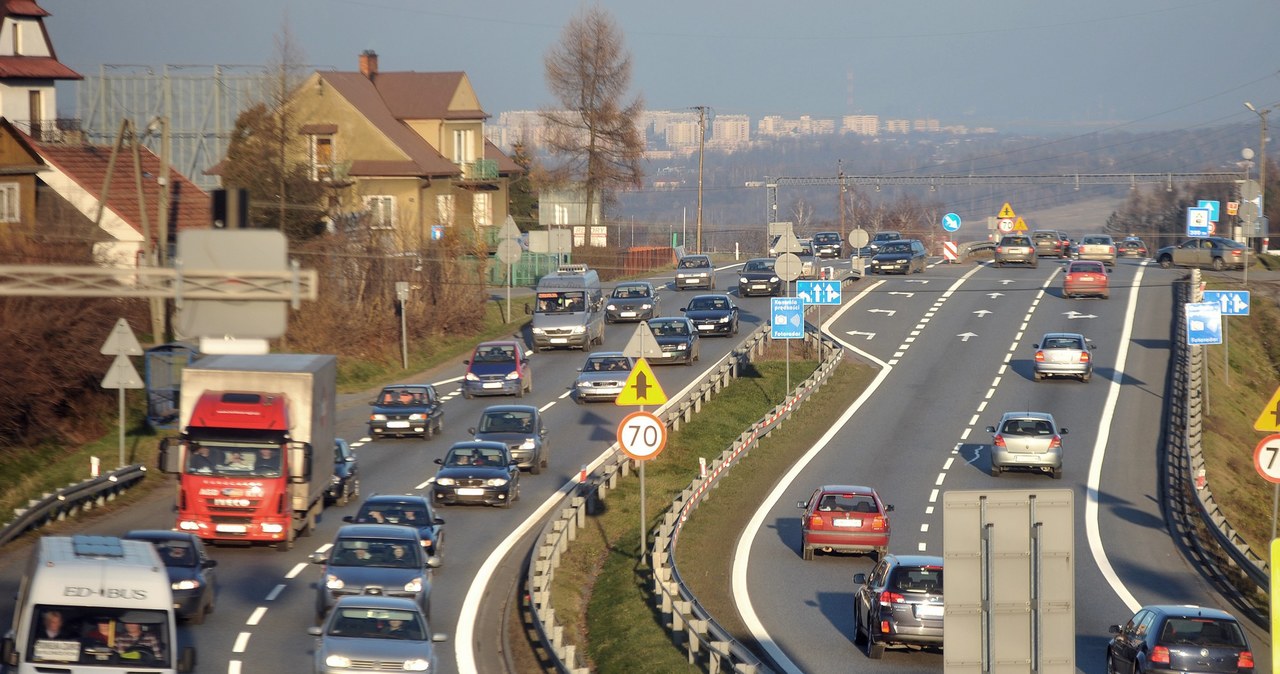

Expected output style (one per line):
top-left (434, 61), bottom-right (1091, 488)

top-left (576, 380), bottom-right (590, 389)
top-left (505, 371), bottom-right (521, 380)
top-left (606, 303), bottom-right (617, 310)
top-left (739, 277), bottom-right (749, 284)
top-left (531, 327), bottom-right (545, 335)
top-left (485, 477), bottom-right (509, 487)
top-left (718, 315), bottom-right (732, 323)
top-left (409, 413), bottom-right (425, 421)
top-left (325, 655), bottom-right (353, 668)
top-left (371, 413), bottom-right (387, 421)
top-left (698, 272), bottom-right (707, 277)
top-left (570, 325), bottom-right (585, 334)
top-left (403, 658), bottom-right (431, 672)
top-left (465, 372), bottom-right (479, 381)
top-left (641, 303), bottom-right (652, 309)
top-left (172, 579), bottom-right (201, 591)
top-left (676, 343), bottom-right (687, 351)
top-left (404, 577), bottom-right (424, 593)
top-left (519, 438), bottom-right (536, 450)
top-left (770, 276), bottom-right (779, 283)
top-left (436, 477), bottom-right (456, 486)
top-left (325, 574), bottom-right (345, 590)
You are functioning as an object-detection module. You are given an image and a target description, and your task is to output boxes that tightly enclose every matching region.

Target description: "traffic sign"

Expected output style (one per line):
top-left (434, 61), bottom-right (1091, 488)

top-left (998, 218), bottom-right (1015, 233)
top-left (1202, 290), bottom-right (1250, 316)
top-left (997, 202), bottom-right (1017, 219)
top-left (1012, 216), bottom-right (1028, 231)
top-left (100, 318), bottom-right (144, 356)
top-left (848, 228), bottom-right (870, 248)
top-left (1255, 385), bottom-right (1280, 432)
top-left (1227, 201), bottom-right (1240, 216)
top-left (942, 241), bottom-right (959, 262)
top-left (1253, 434), bottom-right (1280, 484)
top-left (1186, 207), bottom-right (1212, 237)
top-left (1185, 302), bottom-right (1222, 345)
top-left (1198, 200), bottom-right (1221, 223)
top-left (941, 212), bottom-right (962, 232)
top-left (796, 280), bottom-right (841, 305)
top-left (616, 357), bottom-right (667, 406)
top-left (622, 322), bottom-right (666, 360)
top-left (101, 354), bottom-right (144, 389)
top-left (770, 297), bottom-right (804, 339)
top-left (617, 411), bottom-right (667, 460)
top-left (772, 230), bottom-right (804, 255)
top-left (776, 252), bottom-right (803, 282)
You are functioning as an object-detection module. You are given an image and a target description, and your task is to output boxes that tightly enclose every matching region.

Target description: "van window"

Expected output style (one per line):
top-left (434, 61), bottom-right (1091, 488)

top-left (536, 291), bottom-right (586, 314)
top-left (26, 606), bottom-right (172, 667)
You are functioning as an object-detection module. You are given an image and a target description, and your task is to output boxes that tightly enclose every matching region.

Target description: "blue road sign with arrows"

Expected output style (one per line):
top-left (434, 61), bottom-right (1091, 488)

top-left (796, 280), bottom-right (842, 305)
top-left (1202, 290), bottom-right (1250, 316)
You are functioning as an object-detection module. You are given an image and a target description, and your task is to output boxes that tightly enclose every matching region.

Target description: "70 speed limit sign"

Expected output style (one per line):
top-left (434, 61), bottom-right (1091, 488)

top-left (1253, 434), bottom-right (1280, 484)
top-left (617, 411), bottom-right (667, 461)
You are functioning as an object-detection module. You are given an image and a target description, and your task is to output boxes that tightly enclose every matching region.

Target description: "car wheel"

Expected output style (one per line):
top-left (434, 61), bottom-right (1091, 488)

top-left (1031, 261), bottom-right (1038, 269)
top-left (1211, 256), bottom-right (1224, 271)
top-left (995, 261), bottom-right (1003, 268)
top-left (1033, 371), bottom-right (1044, 382)
top-left (531, 454), bottom-right (542, 475)
top-left (436, 417), bottom-right (444, 436)
top-left (1158, 255), bottom-right (1173, 269)
top-left (188, 600), bottom-right (207, 626)
top-left (732, 321), bottom-right (739, 336)
top-left (463, 390), bottom-right (473, 400)
top-left (801, 545), bottom-right (813, 561)
top-left (516, 381), bottom-right (525, 398)
top-left (1052, 467), bottom-right (1063, 480)
top-left (875, 546), bottom-right (887, 560)
top-left (991, 464), bottom-right (1003, 477)
top-left (866, 630), bottom-right (885, 660)
top-left (1082, 371), bottom-right (1092, 383)
top-left (424, 420), bottom-right (434, 440)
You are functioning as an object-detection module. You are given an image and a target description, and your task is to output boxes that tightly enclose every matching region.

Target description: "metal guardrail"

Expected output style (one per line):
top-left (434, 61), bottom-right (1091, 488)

top-left (0, 464), bottom-right (149, 547)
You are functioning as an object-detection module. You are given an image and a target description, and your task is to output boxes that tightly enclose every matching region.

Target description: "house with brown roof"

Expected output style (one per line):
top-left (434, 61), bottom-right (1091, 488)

top-left (0, 0), bottom-right (80, 139)
top-left (287, 50), bottom-right (521, 249)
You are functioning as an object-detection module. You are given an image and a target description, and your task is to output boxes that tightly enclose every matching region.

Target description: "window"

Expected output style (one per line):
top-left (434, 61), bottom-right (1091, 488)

top-left (472, 192), bottom-right (491, 227)
top-left (452, 129), bottom-right (474, 164)
top-left (364, 195), bottom-right (395, 230)
top-left (436, 194), bottom-right (455, 227)
top-left (0, 183), bottom-right (19, 222)
top-left (311, 136), bottom-right (334, 181)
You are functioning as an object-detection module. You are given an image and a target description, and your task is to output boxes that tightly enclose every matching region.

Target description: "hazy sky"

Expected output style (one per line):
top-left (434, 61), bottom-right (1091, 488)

top-left (42, 0), bottom-right (1280, 133)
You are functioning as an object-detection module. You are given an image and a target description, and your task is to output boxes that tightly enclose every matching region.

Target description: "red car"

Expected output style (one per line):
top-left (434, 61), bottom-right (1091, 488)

top-left (796, 485), bottom-right (893, 560)
top-left (1063, 260), bottom-right (1109, 299)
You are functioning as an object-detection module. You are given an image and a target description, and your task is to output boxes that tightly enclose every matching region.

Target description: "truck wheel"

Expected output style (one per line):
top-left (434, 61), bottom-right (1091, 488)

top-left (277, 535), bottom-right (293, 552)
top-left (301, 510), bottom-right (316, 537)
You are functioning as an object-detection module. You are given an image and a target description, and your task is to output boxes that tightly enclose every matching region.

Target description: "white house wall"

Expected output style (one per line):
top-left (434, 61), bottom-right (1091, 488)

top-left (0, 17), bottom-right (53, 57)
top-left (38, 160), bottom-right (144, 268)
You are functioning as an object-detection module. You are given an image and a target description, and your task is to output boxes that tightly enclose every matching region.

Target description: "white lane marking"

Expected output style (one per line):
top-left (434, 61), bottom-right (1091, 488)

top-left (969, 414), bottom-right (980, 426)
top-left (935, 473), bottom-right (946, 486)
top-left (228, 661), bottom-right (242, 674)
top-left (887, 359), bottom-right (900, 366)
top-left (558, 390), bottom-right (572, 400)
top-left (976, 401), bottom-right (988, 413)
top-left (943, 457), bottom-right (954, 471)
top-left (894, 352), bottom-right (906, 358)
top-left (920, 523), bottom-right (930, 533)
top-left (264, 584), bottom-right (285, 601)
top-left (285, 563), bottom-right (309, 579)
top-left (541, 401), bottom-right (558, 412)
top-left (925, 506), bottom-right (934, 515)
top-left (960, 427), bottom-right (971, 441)
top-left (1085, 263), bottom-right (1146, 612)
top-left (232, 632), bottom-right (251, 653)
top-left (929, 489), bottom-right (940, 503)
top-left (984, 388), bottom-right (995, 399)
top-left (247, 607), bottom-right (267, 626)
top-left (918, 542), bottom-right (928, 551)
top-left (991, 376), bottom-right (1001, 388)
top-left (416, 479), bottom-right (432, 490)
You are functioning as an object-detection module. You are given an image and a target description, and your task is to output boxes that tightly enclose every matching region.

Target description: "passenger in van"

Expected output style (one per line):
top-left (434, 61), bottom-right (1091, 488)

top-left (568, 296), bottom-right (585, 312)
top-left (83, 617), bottom-right (114, 647)
top-left (38, 610), bottom-right (75, 640)
top-left (114, 621), bottom-right (163, 660)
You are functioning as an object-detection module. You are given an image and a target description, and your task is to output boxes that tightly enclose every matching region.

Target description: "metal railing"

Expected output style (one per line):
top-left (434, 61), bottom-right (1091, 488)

top-left (0, 464), bottom-right (150, 547)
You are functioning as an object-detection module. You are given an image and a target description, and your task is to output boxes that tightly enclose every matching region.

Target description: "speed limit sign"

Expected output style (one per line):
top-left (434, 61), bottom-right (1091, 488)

top-left (617, 411), bottom-right (667, 461)
top-left (1253, 433), bottom-right (1280, 484)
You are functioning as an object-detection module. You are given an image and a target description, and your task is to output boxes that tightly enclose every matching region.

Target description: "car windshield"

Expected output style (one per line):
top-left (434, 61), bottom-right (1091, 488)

top-left (474, 345), bottom-right (515, 363)
top-left (688, 297), bottom-right (730, 311)
top-left (444, 447), bottom-right (506, 467)
top-left (1002, 238), bottom-right (1030, 246)
top-left (26, 606), bottom-right (171, 667)
top-left (535, 291), bottom-right (585, 314)
top-left (815, 234), bottom-right (839, 244)
top-left (377, 388), bottom-right (428, 405)
top-left (611, 284), bottom-right (650, 298)
top-left (330, 539), bottom-right (421, 568)
top-left (650, 321), bottom-right (690, 337)
top-left (889, 566), bottom-right (944, 594)
top-left (327, 608), bottom-right (426, 640)
top-left (1001, 418), bottom-right (1054, 436)
top-left (799, 243), bottom-right (814, 255)
top-left (873, 233), bottom-right (898, 242)
top-left (743, 260), bottom-right (774, 272)
top-left (583, 356), bottom-right (630, 372)
top-left (1158, 618), bottom-right (1246, 647)
top-left (880, 242), bottom-right (912, 254)
top-left (816, 493), bottom-right (878, 513)
top-left (186, 444), bottom-right (282, 478)
top-left (150, 541), bottom-right (196, 568)
top-left (679, 257), bottom-right (710, 269)
top-left (1069, 262), bottom-right (1105, 274)
top-left (355, 503), bottom-right (429, 526)
top-left (1082, 236), bottom-right (1110, 244)
top-left (478, 411), bottom-right (534, 433)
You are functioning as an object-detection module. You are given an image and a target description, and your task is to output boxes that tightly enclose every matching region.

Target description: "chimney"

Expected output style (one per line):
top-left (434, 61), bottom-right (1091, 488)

top-left (359, 50), bottom-right (378, 79)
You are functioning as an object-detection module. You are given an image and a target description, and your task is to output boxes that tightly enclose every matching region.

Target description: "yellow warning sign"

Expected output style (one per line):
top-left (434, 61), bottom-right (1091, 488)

top-left (1254, 385), bottom-right (1280, 432)
top-left (616, 357), bottom-right (668, 406)
top-left (1012, 216), bottom-right (1028, 231)
top-left (997, 202), bottom-right (1017, 219)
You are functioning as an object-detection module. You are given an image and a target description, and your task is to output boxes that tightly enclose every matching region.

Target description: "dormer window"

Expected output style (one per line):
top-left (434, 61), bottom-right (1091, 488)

top-left (312, 135), bottom-right (333, 181)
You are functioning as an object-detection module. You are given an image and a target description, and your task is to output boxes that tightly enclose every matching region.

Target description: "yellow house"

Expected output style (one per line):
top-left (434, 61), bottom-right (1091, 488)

top-left (289, 50), bottom-right (521, 249)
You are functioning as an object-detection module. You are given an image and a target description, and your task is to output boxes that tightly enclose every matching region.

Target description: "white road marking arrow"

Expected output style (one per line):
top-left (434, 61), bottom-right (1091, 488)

top-left (999, 279), bottom-right (1015, 285)
top-left (987, 292), bottom-right (1004, 298)
top-left (957, 332), bottom-right (978, 342)
top-left (906, 279), bottom-right (930, 284)
top-left (888, 291), bottom-right (915, 297)
top-left (1064, 311), bottom-right (1097, 320)
top-left (867, 309), bottom-right (897, 316)
top-left (973, 309), bottom-right (992, 317)
top-left (846, 330), bottom-right (876, 340)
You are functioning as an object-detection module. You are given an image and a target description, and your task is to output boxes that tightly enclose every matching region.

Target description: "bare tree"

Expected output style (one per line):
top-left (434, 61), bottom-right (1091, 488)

top-left (540, 6), bottom-right (644, 238)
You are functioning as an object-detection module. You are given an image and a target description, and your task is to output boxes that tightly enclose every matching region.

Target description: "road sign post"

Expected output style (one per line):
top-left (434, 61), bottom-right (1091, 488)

top-left (1203, 290), bottom-right (1249, 385)
top-left (617, 408), bottom-right (668, 563)
top-left (100, 319), bottom-right (145, 468)
top-left (1253, 434), bottom-right (1280, 544)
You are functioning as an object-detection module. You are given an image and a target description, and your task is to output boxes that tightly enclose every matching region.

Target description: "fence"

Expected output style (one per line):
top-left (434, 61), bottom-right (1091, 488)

top-left (0, 464), bottom-right (150, 547)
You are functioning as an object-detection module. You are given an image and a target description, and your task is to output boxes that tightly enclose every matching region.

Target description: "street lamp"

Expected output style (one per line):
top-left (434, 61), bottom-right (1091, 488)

top-left (1244, 101), bottom-right (1271, 245)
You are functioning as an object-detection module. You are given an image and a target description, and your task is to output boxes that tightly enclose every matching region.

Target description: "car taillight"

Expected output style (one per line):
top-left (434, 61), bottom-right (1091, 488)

top-left (1034, 350), bottom-right (1046, 362)
top-left (993, 435), bottom-right (1006, 447)
top-left (870, 516), bottom-right (887, 531)
top-left (1150, 645), bottom-right (1170, 664)
top-left (1049, 436), bottom-right (1062, 449)
top-left (996, 247), bottom-right (1004, 253)
top-left (1107, 246), bottom-right (1115, 254)
top-left (879, 590), bottom-right (905, 604)
top-left (1079, 351), bottom-right (1090, 363)
top-left (1238, 650), bottom-right (1254, 668)
top-left (1230, 250), bottom-right (1243, 257)
top-left (809, 515), bottom-right (825, 528)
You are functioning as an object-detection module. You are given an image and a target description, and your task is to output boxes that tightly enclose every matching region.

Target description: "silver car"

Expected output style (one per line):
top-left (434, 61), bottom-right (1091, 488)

top-left (573, 352), bottom-right (634, 402)
top-left (1075, 234), bottom-right (1117, 267)
top-left (674, 254), bottom-right (715, 290)
top-left (1033, 332), bottom-right (1094, 382)
top-left (308, 595), bottom-right (447, 674)
top-left (986, 411), bottom-right (1066, 479)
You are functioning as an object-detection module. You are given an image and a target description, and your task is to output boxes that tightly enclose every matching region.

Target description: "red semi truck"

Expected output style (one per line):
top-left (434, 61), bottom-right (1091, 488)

top-left (160, 354), bottom-right (336, 551)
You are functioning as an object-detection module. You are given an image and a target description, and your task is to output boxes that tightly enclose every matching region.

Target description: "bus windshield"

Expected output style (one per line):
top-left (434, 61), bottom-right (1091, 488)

top-left (536, 291), bottom-right (585, 314)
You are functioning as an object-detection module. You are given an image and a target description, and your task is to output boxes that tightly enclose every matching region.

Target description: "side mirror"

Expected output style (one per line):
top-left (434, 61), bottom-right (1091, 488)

top-left (680, 307), bottom-right (687, 312)
top-left (984, 426), bottom-right (996, 433)
top-left (796, 500), bottom-right (808, 509)
top-left (884, 504), bottom-right (895, 512)
top-left (307, 626), bottom-right (323, 636)
top-left (1060, 428), bottom-right (1069, 435)
top-left (309, 552), bottom-right (328, 564)
top-left (433, 458), bottom-right (444, 466)
top-left (467, 427), bottom-right (477, 435)
top-left (426, 556), bottom-right (442, 569)
top-left (434, 517), bottom-right (445, 525)
top-left (852, 573), bottom-right (867, 585)
top-left (524, 303), bottom-right (532, 315)
top-left (1107, 624), bottom-right (1121, 634)
top-left (525, 349), bottom-right (534, 358)
top-left (463, 359), bottom-right (471, 365)
top-left (203, 559), bottom-right (219, 569)
top-left (342, 515), bottom-right (355, 523)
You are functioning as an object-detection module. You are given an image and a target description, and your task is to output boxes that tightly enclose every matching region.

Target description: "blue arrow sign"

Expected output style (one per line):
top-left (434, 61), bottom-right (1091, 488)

top-left (1202, 290), bottom-right (1250, 316)
top-left (770, 297), bottom-right (804, 339)
top-left (1197, 200), bottom-right (1220, 223)
top-left (796, 280), bottom-right (842, 305)
top-left (941, 212), bottom-right (962, 232)
top-left (1185, 302), bottom-right (1222, 345)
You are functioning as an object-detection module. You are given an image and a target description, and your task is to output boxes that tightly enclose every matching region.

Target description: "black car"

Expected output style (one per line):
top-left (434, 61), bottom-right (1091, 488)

top-left (737, 258), bottom-right (782, 297)
top-left (325, 437), bottom-right (360, 507)
top-left (1107, 604), bottom-right (1254, 673)
top-left (369, 384), bottom-right (444, 439)
top-left (812, 231), bottom-right (844, 259)
top-left (648, 316), bottom-right (702, 365)
top-left (681, 294), bottom-right (739, 336)
top-left (123, 530), bottom-right (218, 624)
top-left (858, 230), bottom-right (902, 258)
top-left (869, 239), bottom-right (928, 275)
top-left (431, 441), bottom-right (521, 508)
top-left (469, 404), bottom-right (549, 474)
top-left (344, 494), bottom-right (445, 562)
top-left (605, 281), bottom-right (660, 323)
top-left (852, 554), bottom-right (944, 659)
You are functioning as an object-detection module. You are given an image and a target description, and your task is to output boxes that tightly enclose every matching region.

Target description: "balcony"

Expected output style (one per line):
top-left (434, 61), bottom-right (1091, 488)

top-left (463, 159), bottom-right (499, 181)
top-left (10, 118), bottom-right (86, 143)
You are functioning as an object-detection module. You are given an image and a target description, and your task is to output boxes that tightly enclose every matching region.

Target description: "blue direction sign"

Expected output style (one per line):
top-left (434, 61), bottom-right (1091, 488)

top-left (941, 212), bottom-right (962, 232)
top-left (1186, 207), bottom-right (1211, 237)
top-left (1203, 290), bottom-right (1250, 316)
top-left (1185, 302), bottom-right (1223, 345)
top-left (1197, 200), bottom-right (1221, 223)
top-left (770, 297), bottom-right (804, 339)
top-left (796, 280), bottom-right (842, 305)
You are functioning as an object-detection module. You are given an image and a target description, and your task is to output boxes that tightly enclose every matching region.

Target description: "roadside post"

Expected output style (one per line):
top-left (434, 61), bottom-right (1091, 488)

top-left (100, 318), bottom-right (145, 468)
top-left (619, 325), bottom-right (669, 552)
top-left (1202, 290), bottom-right (1249, 386)
top-left (496, 217), bottom-right (522, 323)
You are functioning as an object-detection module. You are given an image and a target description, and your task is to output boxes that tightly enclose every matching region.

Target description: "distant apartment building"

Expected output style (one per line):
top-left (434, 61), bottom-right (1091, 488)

top-left (489, 110), bottom-right (549, 149)
top-left (883, 119), bottom-right (911, 134)
top-left (712, 114), bottom-right (750, 145)
top-left (842, 115), bottom-right (880, 136)
top-left (912, 118), bottom-right (941, 133)
top-left (665, 120), bottom-right (701, 148)
top-left (757, 115), bottom-right (835, 137)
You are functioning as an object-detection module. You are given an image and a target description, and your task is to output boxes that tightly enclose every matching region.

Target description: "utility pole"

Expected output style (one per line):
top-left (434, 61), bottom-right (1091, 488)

top-left (692, 105), bottom-right (709, 254)
top-left (837, 160), bottom-right (846, 233)
top-left (1245, 102), bottom-right (1271, 246)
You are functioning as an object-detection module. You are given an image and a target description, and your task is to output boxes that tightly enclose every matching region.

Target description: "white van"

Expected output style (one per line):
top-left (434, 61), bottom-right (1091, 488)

top-left (531, 264), bottom-right (605, 351)
top-left (2, 535), bottom-right (195, 673)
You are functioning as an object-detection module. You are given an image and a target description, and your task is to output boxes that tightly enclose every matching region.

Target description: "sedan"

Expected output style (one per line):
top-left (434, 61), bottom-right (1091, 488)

top-left (869, 239), bottom-right (927, 274)
top-left (986, 411), bottom-right (1066, 479)
top-left (1063, 260), bottom-right (1109, 299)
top-left (852, 554), bottom-right (944, 659)
top-left (605, 281), bottom-right (659, 322)
top-left (737, 258), bottom-right (782, 297)
top-left (431, 441), bottom-right (520, 508)
top-left (123, 530), bottom-right (218, 624)
top-left (462, 341), bottom-right (532, 399)
top-left (1033, 332), bottom-right (1094, 382)
top-left (674, 254), bottom-right (716, 290)
top-left (1156, 236), bottom-right (1251, 271)
top-left (368, 384), bottom-right (443, 439)
top-left (796, 485), bottom-right (893, 560)
top-left (1117, 237), bottom-right (1148, 257)
top-left (648, 316), bottom-right (701, 365)
top-left (1106, 604), bottom-right (1254, 673)
top-left (572, 352), bottom-right (634, 403)
top-left (344, 494), bottom-right (445, 562)
top-left (469, 404), bottom-right (549, 474)
top-left (308, 595), bottom-right (448, 674)
top-left (311, 524), bottom-right (438, 621)
top-left (1076, 234), bottom-right (1117, 267)
top-left (681, 294), bottom-right (739, 336)
top-left (325, 438), bottom-right (360, 507)
top-left (994, 235), bottom-right (1037, 268)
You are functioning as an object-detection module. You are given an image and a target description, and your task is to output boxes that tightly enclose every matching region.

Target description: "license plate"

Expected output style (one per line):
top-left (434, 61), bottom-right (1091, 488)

top-left (1016, 455), bottom-right (1036, 462)
top-left (697, 324), bottom-right (714, 330)
top-left (917, 604), bottom-right (944, 618)
top-left (620, 311), bottom-right (636, 317)
top-left (752, 284), bottom-right (767, 290)
top-left (482, 382), bottom-right (502, 389)
top-left (832, 518), bottom-right (862, 528)
top-left (456, 488), bottom-right (484, 496)
top-left (215, 524), bottom-right (247, 533)
top-left (663, 351), bottom-right (677, 357)
top-left (386, 421), bottom-right (410, 428)
top-left (550, 337), bottom-right (568, 344)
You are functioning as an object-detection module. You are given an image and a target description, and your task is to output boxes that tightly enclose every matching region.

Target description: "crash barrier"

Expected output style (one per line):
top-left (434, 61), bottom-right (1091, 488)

top-left (0, 463), bottom-right (149, 547)
top-left (1170, 269), bottom-right (1269, 593)
top-left (525, 269), bottom-right (856, 673)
